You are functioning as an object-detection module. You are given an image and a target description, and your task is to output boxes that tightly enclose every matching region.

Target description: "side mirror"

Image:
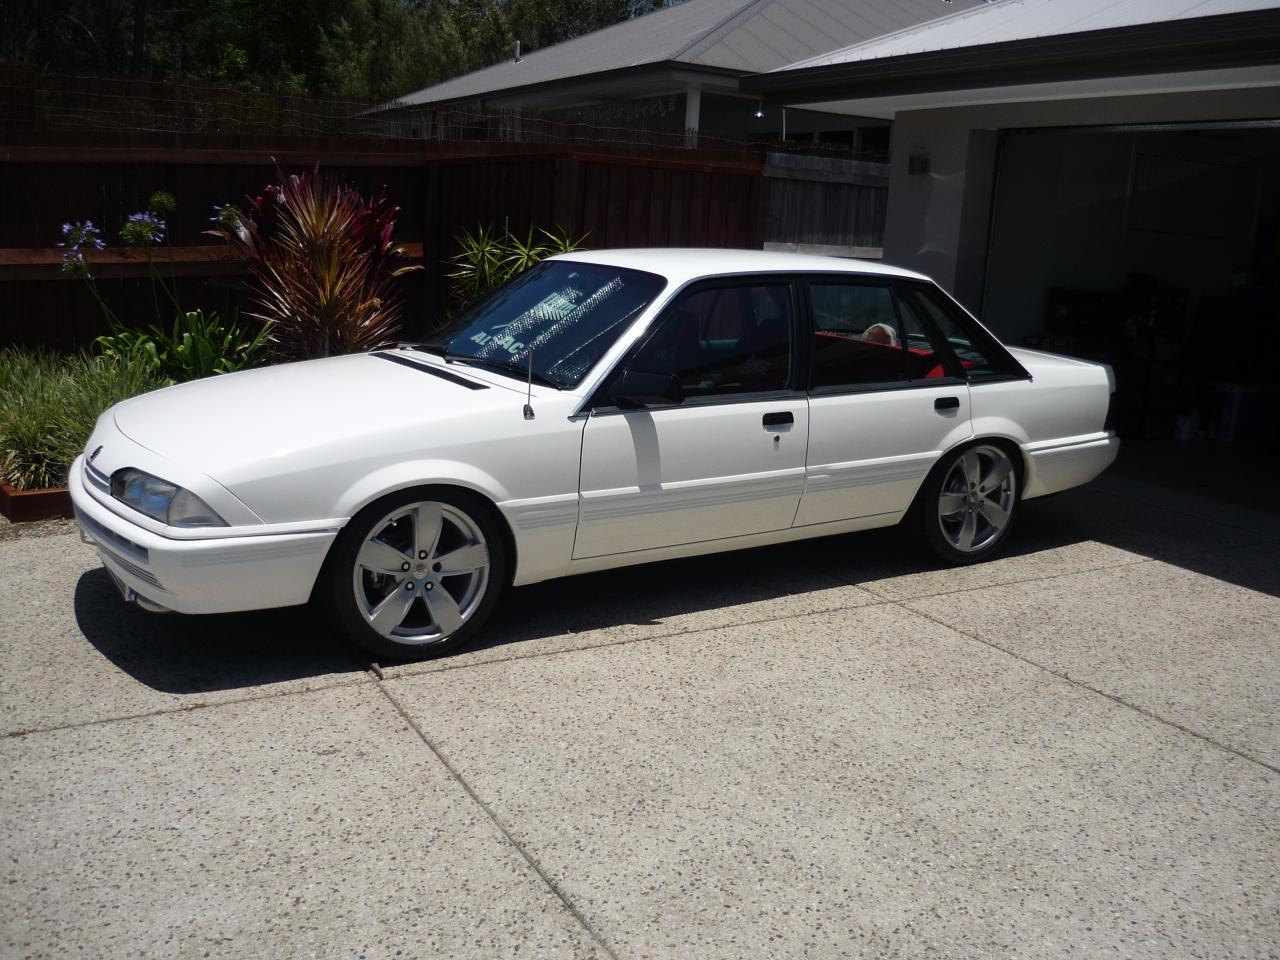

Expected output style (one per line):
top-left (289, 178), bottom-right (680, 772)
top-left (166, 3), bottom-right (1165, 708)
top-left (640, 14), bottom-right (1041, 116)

top-left (611, 369), bottom-right (684, 408)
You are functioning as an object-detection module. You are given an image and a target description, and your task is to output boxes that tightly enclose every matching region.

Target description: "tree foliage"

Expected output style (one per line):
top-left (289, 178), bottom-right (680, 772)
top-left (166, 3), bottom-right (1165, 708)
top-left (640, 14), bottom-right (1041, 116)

top-left (0, 0), bottom-right (674, 102)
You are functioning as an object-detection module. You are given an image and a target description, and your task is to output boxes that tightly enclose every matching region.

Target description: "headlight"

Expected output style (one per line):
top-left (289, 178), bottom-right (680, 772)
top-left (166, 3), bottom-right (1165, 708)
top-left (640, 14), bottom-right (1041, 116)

top-left (110, 468), bottom-right (228, 527)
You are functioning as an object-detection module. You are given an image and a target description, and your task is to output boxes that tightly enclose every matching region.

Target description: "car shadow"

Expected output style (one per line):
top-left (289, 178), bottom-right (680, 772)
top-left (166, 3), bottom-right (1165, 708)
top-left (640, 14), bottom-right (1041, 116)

top-left (74, 476), bottom-right (1280, 686)
top-left (456, 489), bottom-right (1173, 657)
top-left (74, 567), bottom-right (365, 694)
top-left (466, 482), bottom-right (1280, 657)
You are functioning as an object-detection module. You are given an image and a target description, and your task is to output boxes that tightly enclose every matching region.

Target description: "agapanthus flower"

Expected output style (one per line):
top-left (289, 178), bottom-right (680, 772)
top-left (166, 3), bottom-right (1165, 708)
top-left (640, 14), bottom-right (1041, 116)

top-left (209, 203), bottom-right (244, 228)
top-left (60, 248), bottom-right (91, 279)
top-left (147, 190), bottom-right (177, 217)
top-left (57, 221), bottom-right (103, 277)
top-left (58, 220), bottom-right (105, 252)
top-left (119, 210), bottom-right (167, 246)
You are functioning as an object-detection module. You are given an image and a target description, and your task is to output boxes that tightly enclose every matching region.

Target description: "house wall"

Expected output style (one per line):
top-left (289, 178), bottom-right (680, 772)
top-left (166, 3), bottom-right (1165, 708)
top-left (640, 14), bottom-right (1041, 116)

top-left (883, 85), bottom-right (1280, 326)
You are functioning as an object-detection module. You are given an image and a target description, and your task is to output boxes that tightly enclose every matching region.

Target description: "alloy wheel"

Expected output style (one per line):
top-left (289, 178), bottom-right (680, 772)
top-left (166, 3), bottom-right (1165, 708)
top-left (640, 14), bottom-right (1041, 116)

top-left (937, 444), bottom-right (1017, 554)
top-left (351, 500), bottom-right (490, 645)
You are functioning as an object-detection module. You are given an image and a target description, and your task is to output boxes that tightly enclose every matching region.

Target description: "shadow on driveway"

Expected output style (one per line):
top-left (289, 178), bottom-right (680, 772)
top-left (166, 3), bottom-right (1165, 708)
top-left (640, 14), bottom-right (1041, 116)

top-left (73, 568), bottom-right (364, 694)
top-left (74, 480), bottom-right (1280, 688)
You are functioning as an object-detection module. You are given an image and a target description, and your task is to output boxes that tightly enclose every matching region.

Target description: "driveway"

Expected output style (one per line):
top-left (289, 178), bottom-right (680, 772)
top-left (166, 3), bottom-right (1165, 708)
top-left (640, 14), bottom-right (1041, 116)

top-left (2, 474), bottom-right (1278, 959)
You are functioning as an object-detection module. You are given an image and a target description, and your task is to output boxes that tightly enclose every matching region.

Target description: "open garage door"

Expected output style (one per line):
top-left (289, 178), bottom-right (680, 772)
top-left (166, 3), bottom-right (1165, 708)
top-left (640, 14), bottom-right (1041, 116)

top-left (981, 122), bottom-right (1280, 507)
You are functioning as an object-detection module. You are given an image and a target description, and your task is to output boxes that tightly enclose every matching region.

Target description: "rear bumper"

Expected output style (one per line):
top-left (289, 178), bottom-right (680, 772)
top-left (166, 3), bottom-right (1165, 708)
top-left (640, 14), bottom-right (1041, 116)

top-left (1023, 433), bottom-right (1120, 499)
top-left (70, 456), bottom-right (337, 615)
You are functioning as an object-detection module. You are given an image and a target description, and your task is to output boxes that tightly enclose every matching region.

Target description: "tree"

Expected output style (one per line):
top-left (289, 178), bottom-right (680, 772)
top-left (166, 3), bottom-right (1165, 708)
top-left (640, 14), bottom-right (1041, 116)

top-left (0, 0), bottom-right (677, 100)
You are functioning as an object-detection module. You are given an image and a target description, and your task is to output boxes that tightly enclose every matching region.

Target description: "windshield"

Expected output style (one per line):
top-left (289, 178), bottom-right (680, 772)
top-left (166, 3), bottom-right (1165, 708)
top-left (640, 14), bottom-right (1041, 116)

top-left (422, 260), bottom-right (666, 388)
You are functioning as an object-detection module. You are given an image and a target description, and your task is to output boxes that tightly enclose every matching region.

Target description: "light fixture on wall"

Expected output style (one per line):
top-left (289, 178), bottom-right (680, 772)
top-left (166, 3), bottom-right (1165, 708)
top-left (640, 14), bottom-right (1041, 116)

top-left (754, 103), bottom-right (765, 119)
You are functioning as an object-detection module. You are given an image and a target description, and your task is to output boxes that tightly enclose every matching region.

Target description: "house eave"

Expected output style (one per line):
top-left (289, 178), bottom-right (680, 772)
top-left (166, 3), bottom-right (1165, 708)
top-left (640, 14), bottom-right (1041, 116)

top-left (384, 61), bottom-right (746, 114)
top-left (742, 9), bottom-right (1280, 106)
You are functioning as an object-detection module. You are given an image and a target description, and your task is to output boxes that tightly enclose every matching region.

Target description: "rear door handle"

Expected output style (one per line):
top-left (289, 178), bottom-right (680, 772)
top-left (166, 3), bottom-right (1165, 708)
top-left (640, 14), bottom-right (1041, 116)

top-left (934, 396), bottom-right (960, 411)
top-left (762, 411), bottom-right (794, 427)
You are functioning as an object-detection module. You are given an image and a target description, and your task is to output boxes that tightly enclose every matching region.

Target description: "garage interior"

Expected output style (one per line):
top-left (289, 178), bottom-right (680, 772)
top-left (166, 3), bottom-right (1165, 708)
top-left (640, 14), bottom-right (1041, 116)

top-left (980, 121), bottom-right (1280, 510)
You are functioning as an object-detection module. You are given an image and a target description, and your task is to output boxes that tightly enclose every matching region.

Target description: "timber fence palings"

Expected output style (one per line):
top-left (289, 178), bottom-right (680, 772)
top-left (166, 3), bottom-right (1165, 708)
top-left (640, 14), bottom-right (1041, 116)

top-left (0, 138), bottom-right (768, 349)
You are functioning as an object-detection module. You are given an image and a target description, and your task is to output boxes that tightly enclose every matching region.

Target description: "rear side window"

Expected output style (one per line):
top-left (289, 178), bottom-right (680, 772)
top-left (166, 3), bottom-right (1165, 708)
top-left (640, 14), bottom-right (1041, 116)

top-left (896, 285), bottom-right (1010, 381)
top-left (809, 281), bottom-right (949, 388)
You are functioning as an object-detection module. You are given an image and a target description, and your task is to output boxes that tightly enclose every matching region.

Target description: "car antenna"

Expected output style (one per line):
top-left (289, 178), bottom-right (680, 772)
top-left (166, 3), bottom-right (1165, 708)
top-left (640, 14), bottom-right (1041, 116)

top-left (523, 349), bottom-right (535, 420)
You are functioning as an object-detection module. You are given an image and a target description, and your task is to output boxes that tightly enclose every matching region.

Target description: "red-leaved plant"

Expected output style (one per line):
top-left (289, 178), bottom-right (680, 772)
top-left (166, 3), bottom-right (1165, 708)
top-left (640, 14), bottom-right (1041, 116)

top-left (209, 164), bottom-right (419, 359)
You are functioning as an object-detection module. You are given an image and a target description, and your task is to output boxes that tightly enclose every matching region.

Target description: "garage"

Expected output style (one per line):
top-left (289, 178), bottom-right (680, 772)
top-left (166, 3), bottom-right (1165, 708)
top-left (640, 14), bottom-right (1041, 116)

top-left (745, 0), bottom-right (1280, 504)
top-left (983, 122), bottom-right (1280, 455)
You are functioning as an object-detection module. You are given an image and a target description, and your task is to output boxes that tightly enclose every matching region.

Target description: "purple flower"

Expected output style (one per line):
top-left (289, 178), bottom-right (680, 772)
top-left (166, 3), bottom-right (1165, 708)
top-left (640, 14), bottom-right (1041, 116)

top-left (58, 220), bottom-right (104, 252)
top-left (60, 248), bottom-right (91, 279)
top-left (120, 210), bottom-right (166, 246)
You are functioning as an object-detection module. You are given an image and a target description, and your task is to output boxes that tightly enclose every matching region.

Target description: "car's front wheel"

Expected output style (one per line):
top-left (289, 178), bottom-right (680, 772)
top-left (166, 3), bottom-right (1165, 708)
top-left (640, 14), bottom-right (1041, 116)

top-left (916, 442), bottom-right (1020, 565)
top-left (323, 487), bottom-right (507, 661)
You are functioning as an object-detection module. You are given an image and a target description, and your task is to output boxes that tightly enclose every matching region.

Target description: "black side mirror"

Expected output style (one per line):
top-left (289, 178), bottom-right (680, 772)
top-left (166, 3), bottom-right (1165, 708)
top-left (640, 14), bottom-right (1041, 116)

top-left (611, 369), bottom-right (684, 408)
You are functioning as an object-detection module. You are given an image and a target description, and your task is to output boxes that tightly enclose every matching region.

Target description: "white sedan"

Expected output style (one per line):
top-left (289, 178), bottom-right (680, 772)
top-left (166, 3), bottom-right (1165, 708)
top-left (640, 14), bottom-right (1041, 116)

top-left (71, 250), bottom-right (1118, 660)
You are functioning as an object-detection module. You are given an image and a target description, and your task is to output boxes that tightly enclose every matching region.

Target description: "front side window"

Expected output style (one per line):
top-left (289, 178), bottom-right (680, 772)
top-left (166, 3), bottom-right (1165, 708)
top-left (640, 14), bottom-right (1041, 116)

top-left (424, 260), bottom-right (666, 388)
top-left (626, 282), bottom-right (794, 398)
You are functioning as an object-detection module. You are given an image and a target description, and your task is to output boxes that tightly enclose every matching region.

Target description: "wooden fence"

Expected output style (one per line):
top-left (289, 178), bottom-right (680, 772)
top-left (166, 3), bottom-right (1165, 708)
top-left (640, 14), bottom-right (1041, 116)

top-left (763, 153), bottom-right (889, 259)
top-left (0, 133), bottom-right (766, 349)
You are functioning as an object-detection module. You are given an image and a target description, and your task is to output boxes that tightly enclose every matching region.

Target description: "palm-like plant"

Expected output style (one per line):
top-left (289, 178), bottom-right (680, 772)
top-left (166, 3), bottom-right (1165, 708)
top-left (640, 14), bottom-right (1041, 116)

top-left (209, 165), bottom-right (419, 359)
top-left (446, 224), bottom-right (588, 311)
top-left (445, 225), bottom-right (508, 309)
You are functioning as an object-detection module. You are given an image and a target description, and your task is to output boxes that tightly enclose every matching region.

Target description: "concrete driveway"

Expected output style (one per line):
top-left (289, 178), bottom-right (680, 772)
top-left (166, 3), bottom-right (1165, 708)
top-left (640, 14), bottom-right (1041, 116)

top-left (2, 475), bottom-right (1278, 959)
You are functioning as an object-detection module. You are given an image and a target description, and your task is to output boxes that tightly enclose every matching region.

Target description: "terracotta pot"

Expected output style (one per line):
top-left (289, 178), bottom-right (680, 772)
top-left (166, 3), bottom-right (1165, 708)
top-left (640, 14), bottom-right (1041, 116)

top-left (0, 481), bottom-right (74, 522)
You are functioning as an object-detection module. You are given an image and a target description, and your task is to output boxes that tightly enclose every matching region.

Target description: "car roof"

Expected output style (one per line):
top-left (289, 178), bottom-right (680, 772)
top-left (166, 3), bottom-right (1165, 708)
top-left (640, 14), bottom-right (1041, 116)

top-left (549, 248), bottom-right (931, 286)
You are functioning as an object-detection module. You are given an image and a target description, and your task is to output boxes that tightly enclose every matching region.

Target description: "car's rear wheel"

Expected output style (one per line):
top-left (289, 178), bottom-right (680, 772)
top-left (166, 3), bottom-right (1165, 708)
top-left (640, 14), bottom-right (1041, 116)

top-left (323, 487), bottom-right (507, 661)
top-left (917, 442), bottom-right (1020, 565)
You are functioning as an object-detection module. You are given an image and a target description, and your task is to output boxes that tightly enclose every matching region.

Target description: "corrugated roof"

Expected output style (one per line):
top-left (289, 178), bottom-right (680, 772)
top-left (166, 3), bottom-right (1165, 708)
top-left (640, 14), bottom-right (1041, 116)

top-left (395, 0), bottom-right (986, 106)
top-left (784, 0), bottom-right (1280, 69)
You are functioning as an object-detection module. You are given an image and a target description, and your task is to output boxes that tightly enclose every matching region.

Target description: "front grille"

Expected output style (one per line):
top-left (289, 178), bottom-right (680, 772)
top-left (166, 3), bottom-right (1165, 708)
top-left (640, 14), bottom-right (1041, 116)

top-left (76, 508), bottom-right (149, 566)
top-left (84, 460), bottom-right (111, 495)
top-left (99, 547), bottom-right (163, 590)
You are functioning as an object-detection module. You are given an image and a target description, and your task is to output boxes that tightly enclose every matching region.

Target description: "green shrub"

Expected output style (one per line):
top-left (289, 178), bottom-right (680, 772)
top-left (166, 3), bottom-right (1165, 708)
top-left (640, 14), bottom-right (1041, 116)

top-left (95, 309), bottom-right (274, 383)
top-left (0, 349), bottom-right (168, 491)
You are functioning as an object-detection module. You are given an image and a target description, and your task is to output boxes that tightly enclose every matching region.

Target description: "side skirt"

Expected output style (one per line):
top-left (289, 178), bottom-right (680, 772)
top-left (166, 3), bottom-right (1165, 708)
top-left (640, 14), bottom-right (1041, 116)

top-left (559, 510), bottom-right (904, 579)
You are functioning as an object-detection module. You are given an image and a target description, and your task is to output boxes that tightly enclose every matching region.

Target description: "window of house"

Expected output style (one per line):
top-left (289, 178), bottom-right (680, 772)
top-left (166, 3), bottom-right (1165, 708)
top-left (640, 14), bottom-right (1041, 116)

top-left (627, 283), bottom-right (794, 397)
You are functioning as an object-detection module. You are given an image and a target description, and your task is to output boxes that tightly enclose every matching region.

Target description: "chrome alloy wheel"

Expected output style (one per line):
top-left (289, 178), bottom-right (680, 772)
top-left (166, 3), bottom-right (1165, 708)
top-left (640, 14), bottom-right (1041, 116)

top-left (352, 500), bottom-right (491, 645)
top-left (937, 444), bottom-right (1017, 554)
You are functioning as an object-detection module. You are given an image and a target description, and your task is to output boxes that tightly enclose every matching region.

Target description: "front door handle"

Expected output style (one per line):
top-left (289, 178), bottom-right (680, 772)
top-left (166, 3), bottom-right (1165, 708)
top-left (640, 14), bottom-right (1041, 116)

top-left (934, 396), bottom-right (960, 411)
top-left (762, 411), bottom-right (794, 427)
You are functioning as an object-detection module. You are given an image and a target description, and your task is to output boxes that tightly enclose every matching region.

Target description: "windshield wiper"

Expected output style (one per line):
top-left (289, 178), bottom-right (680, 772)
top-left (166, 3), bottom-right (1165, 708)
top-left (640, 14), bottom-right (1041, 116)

top-left (445, 355), bottom-right (563, 389)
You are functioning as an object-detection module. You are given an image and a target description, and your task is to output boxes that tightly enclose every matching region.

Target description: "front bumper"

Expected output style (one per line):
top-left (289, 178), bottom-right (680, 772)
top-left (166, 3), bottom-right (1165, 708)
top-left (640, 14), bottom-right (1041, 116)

top-left (70, 456), bottom-right (338, 615)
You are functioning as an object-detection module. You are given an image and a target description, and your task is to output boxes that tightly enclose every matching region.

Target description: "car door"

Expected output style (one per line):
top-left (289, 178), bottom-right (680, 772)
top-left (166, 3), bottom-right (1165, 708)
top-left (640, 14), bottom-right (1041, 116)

top-left (795, 276), bottom-right (975, 528)
top-left (574, 278), bottom-right (809, 559)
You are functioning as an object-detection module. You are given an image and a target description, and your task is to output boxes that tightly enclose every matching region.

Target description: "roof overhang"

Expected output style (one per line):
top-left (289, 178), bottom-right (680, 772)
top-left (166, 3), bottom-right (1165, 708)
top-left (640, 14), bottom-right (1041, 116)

top-left (387, 62), bottom-right (743, 114)
top-left (742, 9), bottom-right (1280, 118)
top-left (780, 65), bottom-right (1280, 121)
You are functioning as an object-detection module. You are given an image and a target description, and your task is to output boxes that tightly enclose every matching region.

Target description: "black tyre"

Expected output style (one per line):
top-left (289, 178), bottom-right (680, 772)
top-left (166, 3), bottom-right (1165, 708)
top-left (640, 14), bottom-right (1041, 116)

top-left (321, 486), bottom-right (508, 661)
top-left (914, 442), bottom-right (1021, 565)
